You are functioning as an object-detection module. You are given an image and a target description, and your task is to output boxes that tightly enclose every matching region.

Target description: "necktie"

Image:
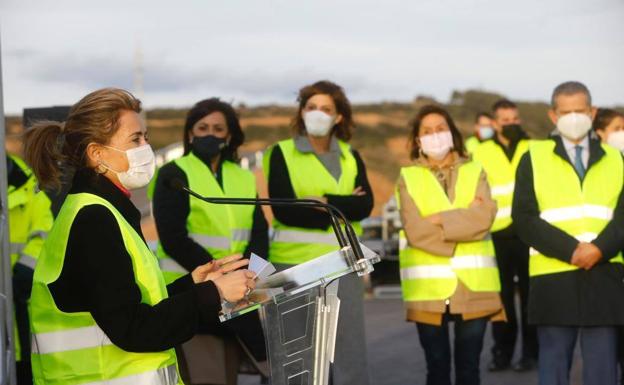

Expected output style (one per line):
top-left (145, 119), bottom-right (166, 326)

top-left (574, 145), bottom-right (585, 179)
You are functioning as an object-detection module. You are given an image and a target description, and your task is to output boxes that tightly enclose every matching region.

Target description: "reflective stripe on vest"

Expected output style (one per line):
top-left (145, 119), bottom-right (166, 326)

top-left (188, 228), bottom-right (252, 250)
top-left (32, 326), bottom-right (182, 385)
top-left (398, 161), bottom-right (500, 302)
top-left (156, 155), bottom-right (256, 284)
top-left (451, 255), bottom-right (497, 269)
top-left (400, 255), bottom-right (497, 280)
top-left (473, 140), bottom-right (529, 232)
top-left (540, 204), bottom-right (613, 223)
top-left (264, 138), bottom-right (362, 265)
top-left (81, 365), bottom-right (178, 385)
top-left (189, 234), bottom-right (231, 250)
top-left (17, 254), bottom-right (37, 269)
top-left (401, 265), bottom-right (456, 280)
top-left (272, 229), bottom-right (338, 246)
top-left (528, 140), bottom-right (624, 276)
top-left (494, 207), bottom-right (512, 222)
top-left (490, 182), bottom-right (515, 197)
top-left (28, 230), bottom-right (48, 241)
top-left (158, 258), bottom-right (187, 274)
top-left (32, 325), bottom-right (113, 354)
top-left (232, 229), bottom-right (252, 241)
top-left (30, 193), bottom-right (181, 385)
top-left (10, 242), bottom-right (25, 255)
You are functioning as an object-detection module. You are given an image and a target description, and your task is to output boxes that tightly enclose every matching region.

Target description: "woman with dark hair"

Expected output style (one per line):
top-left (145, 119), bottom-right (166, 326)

top-left (397, 105), bottom-right (503, 385)
top-left (593, 108), bottom-right (624, 151)
top-left (151, 98), bottom-right (269, 383)
top-left (152, 98), bottom-right (266, 278)
top-left (263, 80), bottom-right (374, 385)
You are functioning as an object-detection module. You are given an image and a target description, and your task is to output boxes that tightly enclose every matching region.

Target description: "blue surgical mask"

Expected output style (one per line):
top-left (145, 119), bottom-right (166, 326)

top-left (478, 126), bottom-right (495, 140)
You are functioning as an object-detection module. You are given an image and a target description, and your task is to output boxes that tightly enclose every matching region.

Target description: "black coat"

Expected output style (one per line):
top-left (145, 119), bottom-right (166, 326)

top-left (49, 169), bottom-right (222, 352)
top-left (512, 135), bottom-right (624, 326)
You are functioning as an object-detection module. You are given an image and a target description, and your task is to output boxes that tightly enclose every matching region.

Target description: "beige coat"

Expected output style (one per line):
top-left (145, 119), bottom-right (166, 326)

top-left (398, 153), bottom-right (505, 325)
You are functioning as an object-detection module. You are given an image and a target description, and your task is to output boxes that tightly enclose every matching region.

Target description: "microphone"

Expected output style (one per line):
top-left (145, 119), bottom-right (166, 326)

top-left (165, 178), bottom-right (365, 262)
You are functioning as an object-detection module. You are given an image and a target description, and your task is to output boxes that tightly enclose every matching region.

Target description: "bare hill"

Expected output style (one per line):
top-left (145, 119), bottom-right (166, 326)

top-left (7, 90), bottom-right (623, 216)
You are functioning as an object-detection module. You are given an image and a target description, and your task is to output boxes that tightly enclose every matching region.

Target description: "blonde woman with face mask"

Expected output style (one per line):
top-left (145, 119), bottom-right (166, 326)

top-left (397, 105), bottom-right (502, 385)
top-left (23, 88), bottom-right (255, 385)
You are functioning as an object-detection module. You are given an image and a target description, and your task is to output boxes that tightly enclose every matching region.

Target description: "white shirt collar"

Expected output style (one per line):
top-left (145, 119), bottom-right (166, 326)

top-left (560, 133), bottom-right (589, 152)
top-left (559, 133), bottom-right (590, 169)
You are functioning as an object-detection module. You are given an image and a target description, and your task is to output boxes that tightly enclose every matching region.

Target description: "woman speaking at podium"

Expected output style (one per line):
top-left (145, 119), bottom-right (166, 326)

top-left (151, 98), bottom-right (269, 382)
top-left (23, 88), bottom-right (254, 385)
top-left (264, 80), bottom-right (374, 385)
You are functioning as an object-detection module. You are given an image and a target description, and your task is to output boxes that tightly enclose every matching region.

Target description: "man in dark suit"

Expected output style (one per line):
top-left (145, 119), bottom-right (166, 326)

top-left (512, 81), bottom-right (624, 385)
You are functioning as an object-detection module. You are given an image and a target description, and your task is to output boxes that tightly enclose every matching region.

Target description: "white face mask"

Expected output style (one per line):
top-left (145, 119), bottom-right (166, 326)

top-left (100, 144), bottom-right (156, 190)
top-left (607, 131), bottom-right (624, 152)
top-left (478, 126), bottom-right (495, 140)
top-left (420, 131), bottom-right (454, 160)
top-left (556, 112), bottom-right (593, 141)
top-left (303, 110), bottom-right (335, 137)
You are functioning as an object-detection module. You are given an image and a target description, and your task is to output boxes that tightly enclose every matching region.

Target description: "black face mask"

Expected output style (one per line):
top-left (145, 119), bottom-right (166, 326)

top-left (501, 124), bottom-right (526, 143)
top-left (191, 135), bottom-right (227, 162)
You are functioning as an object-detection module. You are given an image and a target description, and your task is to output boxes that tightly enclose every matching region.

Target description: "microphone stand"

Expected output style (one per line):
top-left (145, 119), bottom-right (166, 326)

top-left (178, 185), bottom-right (366, 264)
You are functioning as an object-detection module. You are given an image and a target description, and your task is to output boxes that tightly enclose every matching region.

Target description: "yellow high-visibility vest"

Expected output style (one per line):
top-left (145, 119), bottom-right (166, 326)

top-left (263, 138), bottom-right (362, 265)
top-left (155, 154), bottom-right (256, 284)
top-left (29, 193), bottom-right (181, 385)
top-left (398, 161), bottom-right (500, 301)
top-left (528, 140), bottom-right (624, 276)
top-left (8, 155), bottom-right (53, 361)
top-left (465, 136), bottom-right (480, 154)
top-left (473, 139), bottom-right (530, 232)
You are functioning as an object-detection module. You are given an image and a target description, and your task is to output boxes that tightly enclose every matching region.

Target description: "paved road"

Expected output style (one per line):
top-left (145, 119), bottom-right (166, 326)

top-left (240, 298), bottom-right (587, 385)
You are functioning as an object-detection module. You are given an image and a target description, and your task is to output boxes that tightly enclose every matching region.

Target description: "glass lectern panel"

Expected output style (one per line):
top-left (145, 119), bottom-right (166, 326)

top-left (219, 243), bottom-right (379, 385)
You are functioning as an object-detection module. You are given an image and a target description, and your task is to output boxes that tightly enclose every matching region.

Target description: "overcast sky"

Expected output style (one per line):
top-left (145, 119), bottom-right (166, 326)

top-left (1, 0), bottom-right (623, 114)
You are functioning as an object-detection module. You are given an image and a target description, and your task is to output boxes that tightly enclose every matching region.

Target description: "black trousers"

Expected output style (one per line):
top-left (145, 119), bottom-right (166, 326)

top-left (617, 327), bottom-right (624, 383)
top-left (417, 314), bottom-right (489, 385)
top-left (490, 235), bottom-right (538, 361)
top-left (13, 263), bottom-right (34, 385)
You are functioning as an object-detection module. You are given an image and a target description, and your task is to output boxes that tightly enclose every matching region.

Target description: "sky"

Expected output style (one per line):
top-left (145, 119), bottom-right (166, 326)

top-left (1, 0), bottom-right (623, 114)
